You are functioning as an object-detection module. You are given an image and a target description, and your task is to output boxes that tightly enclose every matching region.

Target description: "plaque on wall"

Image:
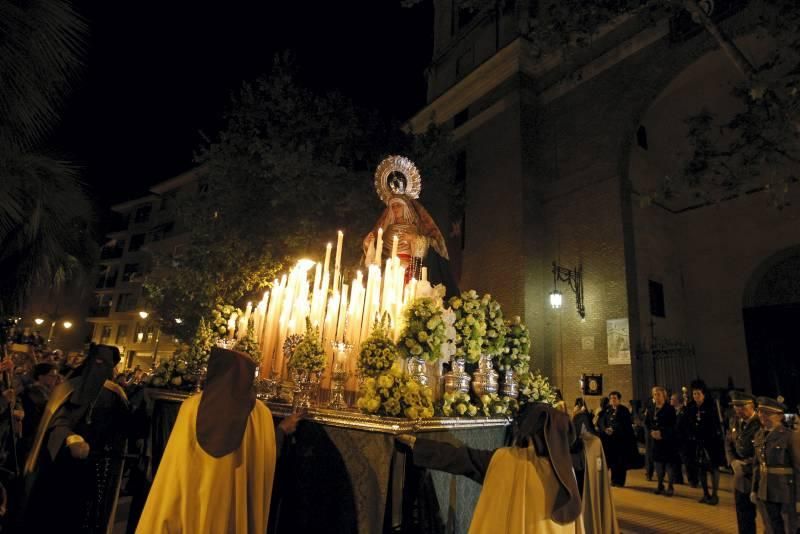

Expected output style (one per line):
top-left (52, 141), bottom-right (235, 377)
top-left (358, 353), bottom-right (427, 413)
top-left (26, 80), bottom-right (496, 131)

top-left (606, 318), bottom-right (631, 365)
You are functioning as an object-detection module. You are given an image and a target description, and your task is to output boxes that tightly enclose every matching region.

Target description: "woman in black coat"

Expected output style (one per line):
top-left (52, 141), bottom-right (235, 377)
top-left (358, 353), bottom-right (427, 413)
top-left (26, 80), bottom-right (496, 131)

top-left (685, 379), bottom-right (725, 505)
top-left (644, 386), bottom-right (679, 496)
top-left (597, 391), bottom-right (637, 487)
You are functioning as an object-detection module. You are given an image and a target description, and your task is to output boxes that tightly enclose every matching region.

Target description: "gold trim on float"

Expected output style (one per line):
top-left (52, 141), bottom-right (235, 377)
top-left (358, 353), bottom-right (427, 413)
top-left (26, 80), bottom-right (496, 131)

top-left (144, 388), bottom-right (510, 434)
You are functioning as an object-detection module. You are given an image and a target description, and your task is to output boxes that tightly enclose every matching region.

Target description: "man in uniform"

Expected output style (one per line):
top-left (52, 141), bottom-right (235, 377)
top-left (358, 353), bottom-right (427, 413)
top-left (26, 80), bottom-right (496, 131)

top-left (750, 396), bottom-right (800, 534)
top-left (726, 391), bottom-right (760, 534)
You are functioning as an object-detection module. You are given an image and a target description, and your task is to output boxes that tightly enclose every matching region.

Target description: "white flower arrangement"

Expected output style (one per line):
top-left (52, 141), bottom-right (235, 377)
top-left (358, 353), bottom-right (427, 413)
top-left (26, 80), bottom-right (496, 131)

top-left (518, 369), bottom-right (557, 406)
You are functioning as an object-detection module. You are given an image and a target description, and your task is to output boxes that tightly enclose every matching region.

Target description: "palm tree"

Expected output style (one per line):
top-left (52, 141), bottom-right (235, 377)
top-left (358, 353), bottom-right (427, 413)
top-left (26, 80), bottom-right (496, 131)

top-left (0, 0), bottom-right (95, 314)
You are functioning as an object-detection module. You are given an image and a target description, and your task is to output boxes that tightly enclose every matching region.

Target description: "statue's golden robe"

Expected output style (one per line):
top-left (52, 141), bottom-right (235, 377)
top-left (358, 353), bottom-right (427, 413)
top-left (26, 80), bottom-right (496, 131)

top-left (136, 393), bottom-right (276, 533)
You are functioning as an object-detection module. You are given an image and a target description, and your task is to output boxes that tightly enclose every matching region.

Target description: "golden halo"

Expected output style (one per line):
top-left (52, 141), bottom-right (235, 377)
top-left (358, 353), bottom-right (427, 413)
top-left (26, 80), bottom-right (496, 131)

top-left (374, 155), bottom-right (421, 205)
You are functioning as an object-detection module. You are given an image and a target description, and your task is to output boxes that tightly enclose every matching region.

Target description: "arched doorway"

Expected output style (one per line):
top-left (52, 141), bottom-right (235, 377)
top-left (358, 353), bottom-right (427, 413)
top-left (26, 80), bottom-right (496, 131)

top-left (742, 246), bottom-right (800, 412)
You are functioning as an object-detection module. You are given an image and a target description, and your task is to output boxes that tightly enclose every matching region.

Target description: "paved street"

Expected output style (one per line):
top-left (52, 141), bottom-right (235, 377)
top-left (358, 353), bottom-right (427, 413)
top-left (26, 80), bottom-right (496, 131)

top-left (615, 468), bottom-right (760, 534)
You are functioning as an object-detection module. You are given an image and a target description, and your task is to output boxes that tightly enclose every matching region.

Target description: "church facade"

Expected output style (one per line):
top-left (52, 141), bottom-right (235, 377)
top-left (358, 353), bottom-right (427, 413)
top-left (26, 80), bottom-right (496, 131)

top-left (410, 1), bottom-right (800, 406)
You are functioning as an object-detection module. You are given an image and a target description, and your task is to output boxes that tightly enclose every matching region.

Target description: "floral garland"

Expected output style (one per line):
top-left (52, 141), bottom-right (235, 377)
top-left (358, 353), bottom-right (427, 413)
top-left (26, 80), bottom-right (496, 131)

top-left (397, 297), bottom-right (446, 363)
top-left (441, 391), bottom-right (478, 417)
top-left (356, 361), bottom-right (435, 419)
top-left (357, 317), bottom-right (399, 378)
top-left (497, 315), bottom-right (531, 373)
top-left (518, 369), bottom-right (557, 406)
top-left (448, 290), bottom-right (486, 363)
top-left (288, 319), bottom-right (325, 373)
top-left (480, 294), bottom-right (508, 358)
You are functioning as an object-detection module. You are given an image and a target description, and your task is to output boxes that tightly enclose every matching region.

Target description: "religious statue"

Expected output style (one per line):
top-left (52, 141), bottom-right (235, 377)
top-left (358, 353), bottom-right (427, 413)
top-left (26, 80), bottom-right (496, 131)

top-left (363, 156), bottom-right (458, 296)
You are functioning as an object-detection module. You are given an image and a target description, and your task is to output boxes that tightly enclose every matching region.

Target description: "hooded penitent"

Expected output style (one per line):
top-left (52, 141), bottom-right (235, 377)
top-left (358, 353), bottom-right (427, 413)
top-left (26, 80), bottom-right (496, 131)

top-left (469, 402), bottom-right (583, 534)
top-left (136, 347), bottom-right (277, 534)
top-left (196, 346), bottom-right (257, 457)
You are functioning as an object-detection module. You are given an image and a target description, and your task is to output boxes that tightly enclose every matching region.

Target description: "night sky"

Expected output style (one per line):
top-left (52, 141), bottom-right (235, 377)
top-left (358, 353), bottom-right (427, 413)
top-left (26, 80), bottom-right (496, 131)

top-left (50, 2), bottom-right (433, 233)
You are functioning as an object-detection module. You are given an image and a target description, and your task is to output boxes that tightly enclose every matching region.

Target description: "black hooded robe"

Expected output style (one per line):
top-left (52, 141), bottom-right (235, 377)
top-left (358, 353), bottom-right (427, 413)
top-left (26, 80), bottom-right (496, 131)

top-left (20, 345), bottom-right (129, 534)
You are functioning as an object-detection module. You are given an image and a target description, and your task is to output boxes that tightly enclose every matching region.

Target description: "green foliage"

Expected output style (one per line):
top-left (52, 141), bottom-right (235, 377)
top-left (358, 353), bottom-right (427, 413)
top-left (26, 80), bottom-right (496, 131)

top-left (144, 55), bottom-right (456, 339)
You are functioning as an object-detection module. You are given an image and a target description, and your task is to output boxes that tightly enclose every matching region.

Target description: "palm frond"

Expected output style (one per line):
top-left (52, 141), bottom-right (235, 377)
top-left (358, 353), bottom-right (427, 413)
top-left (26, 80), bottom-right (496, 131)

top-left (0, 0), bottom-right (87, 148)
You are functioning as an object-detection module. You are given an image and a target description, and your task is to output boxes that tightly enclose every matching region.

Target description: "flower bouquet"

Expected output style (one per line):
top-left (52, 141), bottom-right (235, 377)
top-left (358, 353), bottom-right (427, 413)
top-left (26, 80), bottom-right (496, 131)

top-left (518, 369), bottom-right (557, 406)
top-left (497, 316), bottom-right (531, 373)
top-left (287, 319), bottom-right (326, 408)
top-left (397, 297), bottom-right (446, 363)
top-left (356, 361), bottom-right (435, 419)
top-left (357, 316), bottom-right (400, 378)
top-left (448, 290), bottom-right (486, 364)
top-left (441, 391), bottom-right (478, 417)
top-left (287, 319), bottom-right (325, 373)
top-left (480, 294), bottom-right (508, 358)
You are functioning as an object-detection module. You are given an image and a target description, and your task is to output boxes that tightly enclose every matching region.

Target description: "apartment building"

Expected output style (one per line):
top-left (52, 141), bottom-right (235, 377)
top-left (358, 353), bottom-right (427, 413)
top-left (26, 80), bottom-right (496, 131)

top-left (89, 167), bottom-right (203, 369)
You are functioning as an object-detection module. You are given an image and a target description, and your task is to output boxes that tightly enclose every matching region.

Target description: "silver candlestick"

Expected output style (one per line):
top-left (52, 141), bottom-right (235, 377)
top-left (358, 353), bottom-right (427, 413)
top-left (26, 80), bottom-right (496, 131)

top-left (328, 340), bottom-right (352, 410)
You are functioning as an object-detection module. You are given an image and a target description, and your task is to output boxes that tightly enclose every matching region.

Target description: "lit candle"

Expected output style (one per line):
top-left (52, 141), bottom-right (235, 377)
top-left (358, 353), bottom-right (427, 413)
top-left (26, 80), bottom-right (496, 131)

top-left (243, 301), bottom-right (253, 325)
top-left (334, 231), bottom-right (343, 273)
top-left (323, 242), bottom-right (332, 279)
top-left (333, 230), bottom-right (343, 294)
top-left (421, 266), bottom-right (428, 282)
top-left (237, 314), bottom-right (248, 341)
top-left (391, 235), bottom-right (398, 261)
top-left (374, 227), bottom-right (383, 265)
top-left (336, 285), bottom-right (348, 341)
top-left (313, 262), bottom-right (322, 292)
top-left (335, 345), bottom-right (348, 366)
top-left (227, 312), bottom-right (238, 340)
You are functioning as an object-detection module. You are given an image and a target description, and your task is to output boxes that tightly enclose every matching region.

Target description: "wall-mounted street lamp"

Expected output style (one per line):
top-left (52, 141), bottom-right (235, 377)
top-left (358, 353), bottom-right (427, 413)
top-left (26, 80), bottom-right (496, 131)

top-left (550, 261), bottom-right (586, 320)
top-left (34, 318), bottom-right (44, 326)
top-left (138, 310), bottom-right (149, 319)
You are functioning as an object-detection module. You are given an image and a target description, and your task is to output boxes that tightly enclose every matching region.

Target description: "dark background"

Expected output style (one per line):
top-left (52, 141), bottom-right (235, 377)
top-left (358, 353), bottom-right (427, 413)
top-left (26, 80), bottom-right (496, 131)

top-left (47, 1), bottom-right (433, 232)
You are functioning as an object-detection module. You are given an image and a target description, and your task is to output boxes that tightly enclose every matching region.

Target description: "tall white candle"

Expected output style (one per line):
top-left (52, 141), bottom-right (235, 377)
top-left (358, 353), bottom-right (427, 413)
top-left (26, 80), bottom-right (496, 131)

top-left (391, 235), bottom-right (398, 261)
top-left (374, 227), bottom-right (383, 265)
top-left (227, 313), bottom-right (238, 340)
top-left (313, 262), bottom-right (322, 292)
top-left (336, 285), bottom-right (348, 341)
top-left (333, 231), bottom-right (343, 295)
top-left (323, 242), bottom-right (332, 279)
top-left (421, 266), bottom-right (428, 282)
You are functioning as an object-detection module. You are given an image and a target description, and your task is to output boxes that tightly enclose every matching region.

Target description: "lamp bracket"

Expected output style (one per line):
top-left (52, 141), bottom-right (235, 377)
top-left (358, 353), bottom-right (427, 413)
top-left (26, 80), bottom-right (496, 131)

top-left (552, 262), bottom-right (586, 319)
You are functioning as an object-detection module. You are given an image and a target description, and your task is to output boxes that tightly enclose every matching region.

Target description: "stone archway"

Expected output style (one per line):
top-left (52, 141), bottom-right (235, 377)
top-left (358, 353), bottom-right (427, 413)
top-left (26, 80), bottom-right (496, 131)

top-left (742, 246), bottom-right (800, 411)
